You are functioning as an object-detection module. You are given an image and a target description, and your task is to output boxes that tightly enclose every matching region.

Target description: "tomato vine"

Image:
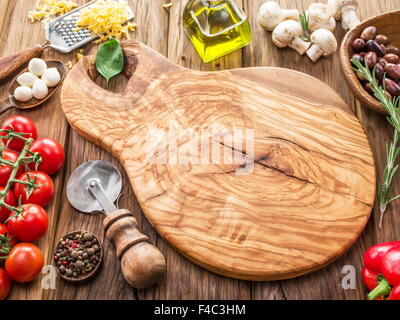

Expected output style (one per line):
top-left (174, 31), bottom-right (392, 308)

top-left (0, 125), bottom-right (42, 216)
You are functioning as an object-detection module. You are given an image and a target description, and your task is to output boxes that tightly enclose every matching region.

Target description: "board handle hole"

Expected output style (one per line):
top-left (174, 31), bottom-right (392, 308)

top-left (83, 49), bottom-right (138, 93)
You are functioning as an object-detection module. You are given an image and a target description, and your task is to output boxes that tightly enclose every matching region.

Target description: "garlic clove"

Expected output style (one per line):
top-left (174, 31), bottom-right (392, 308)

top-left (32, 79), bottom-right (49, 100)
top-left (42, 68), bottom-right (61, 87)
top-left (17, 72), bottom-right (38, 88)
top-left (14, 86), bottom-right (33, 102)
top-left (28, 58), bottom-right (47, 76)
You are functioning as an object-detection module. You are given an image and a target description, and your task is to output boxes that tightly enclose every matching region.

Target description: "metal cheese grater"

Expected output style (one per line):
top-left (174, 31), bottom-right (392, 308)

top-left (44, 0), bottom-right (135, 53)
top-left (0, 0), bottom-right (135, 82)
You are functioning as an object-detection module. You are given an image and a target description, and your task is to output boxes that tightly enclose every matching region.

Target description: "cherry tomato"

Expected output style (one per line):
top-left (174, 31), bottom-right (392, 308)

top-left (0, 187), bottom-right (16, 223)
top-left (5, 243), bottom-right (43, 283)
top-left (0, 150), bottom-right (24, 187)
top-left (7, 204), bottom-right (48, 242)
top-left (28, 138), bottom-right (64, 175)
top-left (0, 223), bottom-right (17, 258)
top-left (0, 116), bottom-right (37, 152)
top-left (14, 171), bottom-right (54, 207)
top-left (0, 268), bottom-right (11, 300)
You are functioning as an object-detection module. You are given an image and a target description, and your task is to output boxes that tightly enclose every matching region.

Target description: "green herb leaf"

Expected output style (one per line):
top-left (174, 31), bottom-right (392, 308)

top-left (352, 58), bottom-right (400, 229)
top-left (96, 38), bottom-right (124, 85)
top-left (299, 12), bottom-right (310, 41)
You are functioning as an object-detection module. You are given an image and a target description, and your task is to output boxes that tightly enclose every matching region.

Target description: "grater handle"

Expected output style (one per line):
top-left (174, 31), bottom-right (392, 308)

top-left (0, 45), bottom-right (44, 82)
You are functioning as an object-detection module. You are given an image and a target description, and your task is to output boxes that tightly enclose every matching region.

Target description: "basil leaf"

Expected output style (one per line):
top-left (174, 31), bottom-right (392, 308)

top-left (96, 38), bottom-right (124, 84)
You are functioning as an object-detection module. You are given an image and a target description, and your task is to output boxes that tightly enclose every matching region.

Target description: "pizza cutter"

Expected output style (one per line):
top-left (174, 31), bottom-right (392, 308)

top-left (66, 160), bottom-right (165, 289)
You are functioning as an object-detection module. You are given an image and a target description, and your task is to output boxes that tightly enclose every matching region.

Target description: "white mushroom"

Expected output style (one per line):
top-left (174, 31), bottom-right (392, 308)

top-left (28, 58), bottom-right (47, 76)
top-left (307, 3), bottom-right (336, 32)
top-left (32, 79), bottom-right (48, 100)
top-left (14, 86), bottom-right (33, 102)
top-left (307, 29), bottom-right (337, 62)
top-left (327, 0), bottom-right (360, 30)
top-left (272, 20), bottom-right (311, 55)
top-left (258, 1), bottom-right (300, 31)
top-left (16, 72), bottom-right (38, 88)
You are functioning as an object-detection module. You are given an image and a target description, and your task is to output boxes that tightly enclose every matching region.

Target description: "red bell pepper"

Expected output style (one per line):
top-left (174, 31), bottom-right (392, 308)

top-left (362, 241), bottom-right (400, 300)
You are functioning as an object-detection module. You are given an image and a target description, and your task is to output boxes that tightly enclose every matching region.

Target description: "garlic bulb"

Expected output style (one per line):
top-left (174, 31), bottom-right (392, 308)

top-left (28, 58), bottom-right (47, 76)
top-left (14, 86), bottom-right (33, 102)
top-left (32, 79), bottom-right (49, 100)
top-left (42, 68), bottom-right (61, 87)
top-left (17, 72), bottom-right (38, 88)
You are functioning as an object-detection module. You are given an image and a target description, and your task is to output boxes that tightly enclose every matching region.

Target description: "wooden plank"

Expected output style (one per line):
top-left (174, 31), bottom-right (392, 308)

top-left (2, 0), bottom-right (399, 300)
top-left (0, 0), bottom-right (10, 37)
top-left (145, 0), bottom-right (251, 300)
top-left (45, 0), bottom-right (171, 300)
top-left (0, 0), bottom-right (72, 300)
top-left (244, 0), bottom-right (400, 300)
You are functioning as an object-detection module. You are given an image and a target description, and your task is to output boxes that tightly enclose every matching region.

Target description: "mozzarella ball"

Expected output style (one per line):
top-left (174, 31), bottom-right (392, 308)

top-left (42, 68), bottom-right (61, 87)
top-left (14, 86), bottom-right (33, 102)
top-left (32, 79), bottom-right (49, 100)
top-left (28, 58), bottom-right (47, 76)
top-left (17, 72), bottom-right (38, 88)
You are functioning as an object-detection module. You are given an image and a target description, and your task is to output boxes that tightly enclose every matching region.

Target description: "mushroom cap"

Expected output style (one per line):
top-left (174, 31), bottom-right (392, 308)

top-left (257, 1), bottom-right (282, 30)
top-left (327, 0), bottom-right (341, 20)
top-left (340, 0), bottom-right (359, 12)
top-left (328, 0), bottom-right (359, 16)
top-left (310, 29), bottom-right (338, 55)
top-left (308, 3), bottom-right (332, 23)
top-left (308, 3), bottom-right (336, 32)
top-left (272, 20), bottom-right (302, 48)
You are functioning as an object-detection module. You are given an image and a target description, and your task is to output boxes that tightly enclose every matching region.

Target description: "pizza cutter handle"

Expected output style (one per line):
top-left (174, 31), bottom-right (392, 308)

top-left (0, 45), bottom-right (44, 82)
top-left (103, 209), bottom-right (166, 289)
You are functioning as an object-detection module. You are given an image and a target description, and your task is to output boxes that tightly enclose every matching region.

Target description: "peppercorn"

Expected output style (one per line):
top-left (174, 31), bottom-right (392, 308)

top-left (54, 231), bottom-right (102, 281)
top-left (84, 233), bottom-right (93, 241)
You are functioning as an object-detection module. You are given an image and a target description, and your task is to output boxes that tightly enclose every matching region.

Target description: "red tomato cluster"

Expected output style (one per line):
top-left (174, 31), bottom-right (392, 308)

top-left (0, 116), bottom-right (65, 300)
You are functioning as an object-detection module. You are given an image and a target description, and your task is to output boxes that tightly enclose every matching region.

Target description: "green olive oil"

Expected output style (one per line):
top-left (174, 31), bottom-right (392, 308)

top-left (183, 0), bottom-right (252, 63)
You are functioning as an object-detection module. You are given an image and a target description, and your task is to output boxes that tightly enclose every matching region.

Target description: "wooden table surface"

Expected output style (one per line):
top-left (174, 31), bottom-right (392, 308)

top-left (1, 0), bottom-right (399, 300)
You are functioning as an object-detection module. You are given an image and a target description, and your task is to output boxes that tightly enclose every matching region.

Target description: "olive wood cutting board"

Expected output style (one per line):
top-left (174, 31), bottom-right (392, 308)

top-left (61, 41), bottom-right (376, 281)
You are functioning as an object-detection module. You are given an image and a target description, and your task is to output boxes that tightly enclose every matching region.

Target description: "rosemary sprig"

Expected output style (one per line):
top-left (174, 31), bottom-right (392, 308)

top-left (299, 12), bottom-right (310, 41)
top-left (352, 58), bottom-right (400, 229)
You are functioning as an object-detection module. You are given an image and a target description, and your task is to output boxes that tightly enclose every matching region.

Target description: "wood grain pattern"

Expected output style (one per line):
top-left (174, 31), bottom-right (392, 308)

top-left (61, 40), bottom-right (375, 280)
top-left (103, 209), bottom-right (166, 289)
top-left (340, 10), bottom-right (400, 114)
top-left (1, 0), bottom-right (400, 300)
top-left (0, 45), bottom-right (44, 82)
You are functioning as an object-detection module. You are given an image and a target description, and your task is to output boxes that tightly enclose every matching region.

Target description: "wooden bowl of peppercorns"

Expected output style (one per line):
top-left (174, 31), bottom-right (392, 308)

top-left (53, 231), bottom-right (103, 283)
top-left (340, 10), bottom-right (400, 114)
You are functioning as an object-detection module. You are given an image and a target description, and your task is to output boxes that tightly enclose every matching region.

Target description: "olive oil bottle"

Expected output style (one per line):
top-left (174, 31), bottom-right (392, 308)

top-left (183, 0), bottom-right (252, 63)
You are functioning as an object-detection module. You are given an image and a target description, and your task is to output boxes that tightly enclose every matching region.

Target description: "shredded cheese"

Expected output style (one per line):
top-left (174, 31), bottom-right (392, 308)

top-left (28, 0), bottom-right (78, 23)
top-left (66, 61), bottom-right (73, 69)
top-left (76, 0), bottom-right (137, 42)
top-left (76, 49), bottom-right (84, 61)
top-left (163, 3), bottom-right (173, 9)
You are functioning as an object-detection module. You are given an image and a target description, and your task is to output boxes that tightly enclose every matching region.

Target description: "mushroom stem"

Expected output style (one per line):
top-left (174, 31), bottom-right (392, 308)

top-left (307, 44), bottom-right (324, 63)
top-left (290, 37), bottom-right (311, 55)
top-left (342, 9), bottom-right (360, 29)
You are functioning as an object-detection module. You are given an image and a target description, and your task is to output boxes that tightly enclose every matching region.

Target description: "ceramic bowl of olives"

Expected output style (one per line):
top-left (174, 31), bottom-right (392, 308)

top-left (340, 10), bottom-right (400, 114)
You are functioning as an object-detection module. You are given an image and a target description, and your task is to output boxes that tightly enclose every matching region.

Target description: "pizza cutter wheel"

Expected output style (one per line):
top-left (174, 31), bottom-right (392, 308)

top-left (67, 160), bottom-right (165, 289)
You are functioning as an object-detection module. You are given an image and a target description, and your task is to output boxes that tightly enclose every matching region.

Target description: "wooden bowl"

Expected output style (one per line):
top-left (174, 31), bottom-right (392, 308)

top-left (340, 10), bottom-right (400, 115)
top-left (53, 231), bottom-right (103, 283)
